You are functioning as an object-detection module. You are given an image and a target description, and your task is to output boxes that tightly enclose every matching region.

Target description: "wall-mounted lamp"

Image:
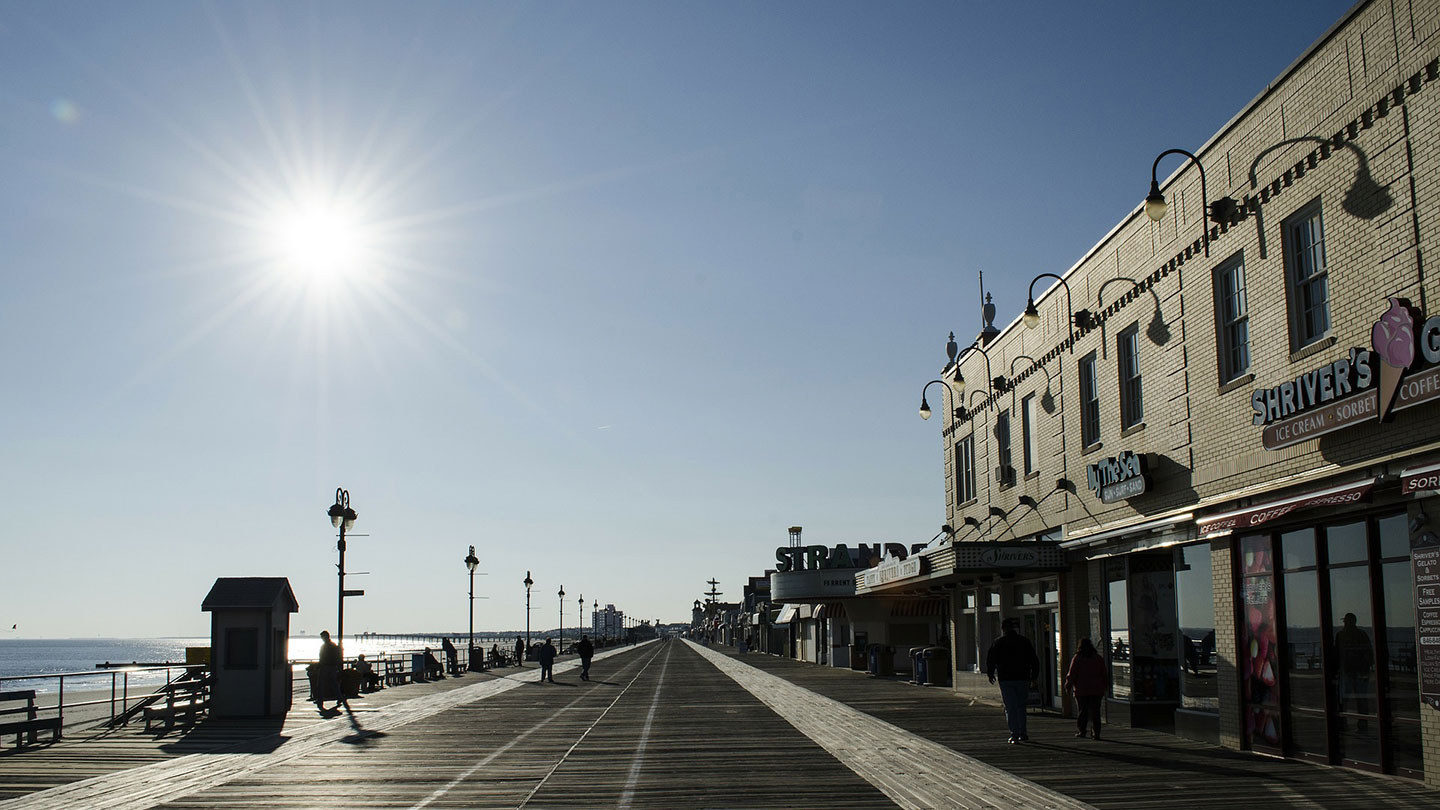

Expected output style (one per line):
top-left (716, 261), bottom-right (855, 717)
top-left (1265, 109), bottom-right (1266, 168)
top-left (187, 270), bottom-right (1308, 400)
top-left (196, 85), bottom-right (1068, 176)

top-left (919, 379), bottom-right (961, 421)
top-left (952, 341), bottom-right (994, 395)
top-left (1145, 148), bottom-right (1238, 258)
top-left (1023, 274), bottom-right (1092, 342)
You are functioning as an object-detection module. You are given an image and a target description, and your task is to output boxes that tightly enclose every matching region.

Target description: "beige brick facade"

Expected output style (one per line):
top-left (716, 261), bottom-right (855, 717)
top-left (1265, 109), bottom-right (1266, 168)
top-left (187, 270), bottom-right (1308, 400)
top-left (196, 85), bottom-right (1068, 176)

top-left (933, 0), bottom-right (1440, 787)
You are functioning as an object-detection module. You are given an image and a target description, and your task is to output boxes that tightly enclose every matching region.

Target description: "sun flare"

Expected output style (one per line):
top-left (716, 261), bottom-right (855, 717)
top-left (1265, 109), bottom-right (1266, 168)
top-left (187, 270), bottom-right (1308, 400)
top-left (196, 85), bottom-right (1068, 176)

top-left (263, 196), bottom-right (370, 284)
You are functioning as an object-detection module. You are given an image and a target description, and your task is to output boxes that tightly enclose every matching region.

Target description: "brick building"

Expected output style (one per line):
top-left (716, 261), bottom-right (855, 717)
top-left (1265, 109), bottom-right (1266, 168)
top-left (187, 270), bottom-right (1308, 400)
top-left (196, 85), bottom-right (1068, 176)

top-left (896, 0), bottom-right (1440, 785)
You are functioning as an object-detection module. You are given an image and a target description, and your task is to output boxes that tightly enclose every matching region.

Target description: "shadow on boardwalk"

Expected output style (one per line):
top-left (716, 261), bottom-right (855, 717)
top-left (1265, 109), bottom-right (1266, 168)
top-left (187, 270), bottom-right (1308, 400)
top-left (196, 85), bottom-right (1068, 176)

top-left (714, 645), bottom-right (1438, 810)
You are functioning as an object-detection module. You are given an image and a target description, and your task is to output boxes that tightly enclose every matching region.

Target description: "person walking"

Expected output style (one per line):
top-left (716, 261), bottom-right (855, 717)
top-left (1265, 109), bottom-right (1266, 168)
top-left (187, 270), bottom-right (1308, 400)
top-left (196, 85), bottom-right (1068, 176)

top-left (986, 617), bottom-right (1039, 743)
top-left (514, 635), bottom-right (525, 664)
top-left (1064, 637), bottom-right (1108, 739)
top-left (577, 635), bottom-right (594, 681)
top-left (537, 637), bottom-right (557, 682)
top-left (317, 630), bottom-right (346, 711)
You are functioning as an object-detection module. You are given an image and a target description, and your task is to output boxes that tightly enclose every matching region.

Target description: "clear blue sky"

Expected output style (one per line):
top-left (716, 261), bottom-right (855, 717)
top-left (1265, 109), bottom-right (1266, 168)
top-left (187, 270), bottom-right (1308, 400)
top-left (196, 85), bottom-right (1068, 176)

top-left (1, 1), bottom-right (1357, 638)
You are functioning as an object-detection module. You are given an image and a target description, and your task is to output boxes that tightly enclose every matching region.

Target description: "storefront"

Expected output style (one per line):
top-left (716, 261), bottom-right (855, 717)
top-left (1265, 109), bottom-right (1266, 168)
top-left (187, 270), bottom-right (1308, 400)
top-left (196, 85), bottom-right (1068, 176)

top-left (1199, 477), bottom-right (1426, 776)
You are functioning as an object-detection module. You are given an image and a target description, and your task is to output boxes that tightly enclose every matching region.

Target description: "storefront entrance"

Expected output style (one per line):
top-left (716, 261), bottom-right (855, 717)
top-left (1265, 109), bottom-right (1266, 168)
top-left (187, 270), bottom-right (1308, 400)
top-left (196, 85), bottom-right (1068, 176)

top-left (1238, 511), bottom-right (1421, 778)
top-left (1021, 608), bottom-right (1059, 709)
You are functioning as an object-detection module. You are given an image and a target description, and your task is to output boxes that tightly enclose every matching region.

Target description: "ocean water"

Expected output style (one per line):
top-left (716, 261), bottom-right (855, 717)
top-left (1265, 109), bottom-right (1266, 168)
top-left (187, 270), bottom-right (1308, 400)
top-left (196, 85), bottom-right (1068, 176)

top-left (0, 636), bottom-right (445, 694)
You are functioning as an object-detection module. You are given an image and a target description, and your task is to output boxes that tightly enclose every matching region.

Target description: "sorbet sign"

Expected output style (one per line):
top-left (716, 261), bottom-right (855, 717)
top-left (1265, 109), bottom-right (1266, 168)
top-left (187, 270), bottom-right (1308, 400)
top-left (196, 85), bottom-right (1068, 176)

top-left (1252, 298), bottom-right (1440, 450)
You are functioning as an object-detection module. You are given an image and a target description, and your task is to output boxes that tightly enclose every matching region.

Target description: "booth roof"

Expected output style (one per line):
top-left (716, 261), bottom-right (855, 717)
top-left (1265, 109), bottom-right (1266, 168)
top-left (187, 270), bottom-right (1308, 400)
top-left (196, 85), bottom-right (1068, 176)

top-left (201, 577), bottom-right (300, 612)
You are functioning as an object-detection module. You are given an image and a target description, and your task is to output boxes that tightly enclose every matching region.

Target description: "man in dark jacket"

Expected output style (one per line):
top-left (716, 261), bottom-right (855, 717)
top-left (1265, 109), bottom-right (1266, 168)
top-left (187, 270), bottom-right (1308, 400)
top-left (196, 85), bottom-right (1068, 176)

top-left (537, 638), bottom-right (557, 682)
top-left (317, 630), bottom-right (346, 711)
top-left (577, 635), bottom-right (595, 681)
top-left (986, 617), bottom-right (1039, 743)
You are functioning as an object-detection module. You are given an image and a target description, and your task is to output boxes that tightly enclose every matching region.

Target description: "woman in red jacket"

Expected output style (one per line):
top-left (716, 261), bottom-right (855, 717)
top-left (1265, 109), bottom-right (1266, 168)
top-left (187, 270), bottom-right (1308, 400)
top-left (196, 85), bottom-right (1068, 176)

top-left (1064, 638), bottom-right (1108, 739)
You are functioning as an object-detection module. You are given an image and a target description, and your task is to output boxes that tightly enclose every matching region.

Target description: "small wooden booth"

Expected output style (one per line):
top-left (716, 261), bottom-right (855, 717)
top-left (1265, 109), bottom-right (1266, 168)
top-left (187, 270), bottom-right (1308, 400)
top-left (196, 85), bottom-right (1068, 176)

top-left (202, 577), bottom-right (300, 718)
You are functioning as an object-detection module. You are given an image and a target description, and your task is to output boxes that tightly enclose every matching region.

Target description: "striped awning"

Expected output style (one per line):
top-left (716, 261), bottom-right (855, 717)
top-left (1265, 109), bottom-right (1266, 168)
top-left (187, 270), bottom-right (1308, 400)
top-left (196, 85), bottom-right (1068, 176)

top-left (889, 599), bottom-right (945, 618)
top-left (814, 602), bottom-right (847, 620)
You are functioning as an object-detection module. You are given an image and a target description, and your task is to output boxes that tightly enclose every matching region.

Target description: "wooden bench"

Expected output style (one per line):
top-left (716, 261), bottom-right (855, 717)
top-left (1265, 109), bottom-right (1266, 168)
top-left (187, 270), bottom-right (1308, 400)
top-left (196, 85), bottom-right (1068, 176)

top-left (142, 678), bottom-right (210, 732)
top-left (382, 658), bottom-right (414, 687)
top-left (0, 690), bottom-right (62, 749)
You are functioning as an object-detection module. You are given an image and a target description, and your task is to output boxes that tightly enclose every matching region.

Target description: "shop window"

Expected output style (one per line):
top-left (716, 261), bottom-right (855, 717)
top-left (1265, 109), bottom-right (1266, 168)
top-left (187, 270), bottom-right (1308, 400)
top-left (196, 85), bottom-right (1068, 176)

top-left (956, 607), bottom-right (978, 672)
top-left (1106, 560), bottom-right (1130, 699)
top-left (1014, 583), bottom-right (1042, 606)
top-left (1078, 352), bottom-right (1101, 448)
top-left (1117, 323), bottom-right (1143, 430)
top-left (955, 435), bottom-right (976, 505)
top-left (1212, 252), bottom-right (1250, 383)
top-left (1175, 543), bottom-right (1217, 712)
top-left (1283, 200), bottom-right (1330, 349)
top-left (1280, 529), bottom-right (1326, 758)
top-left (1380, 557), bottom-right (1422, 775)
top-left (1326, 521), bottom-right (1368, 564)
top-left (1257, 512), bottom-right (1417, 776)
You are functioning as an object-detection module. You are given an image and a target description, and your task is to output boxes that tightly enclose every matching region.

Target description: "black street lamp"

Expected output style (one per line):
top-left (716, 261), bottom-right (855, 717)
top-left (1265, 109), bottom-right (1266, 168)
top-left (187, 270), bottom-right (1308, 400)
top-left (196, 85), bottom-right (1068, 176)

top-left (327, 488), bottom-right (359, 661)
top-left (558, 585), bottom-right (566, 653)
top-left (464, 545), bottom-right (480, 658)
top-left (523, 571), bottom-right (534, 654)
top-left (577, 594), bottom-right (584, 640)
top-left (1145, 148), bottom-right (1239, 259)
top-left (593, 599), bottom-right (598, 639)
top-left (1023, 273), bottom-right (1093, 348)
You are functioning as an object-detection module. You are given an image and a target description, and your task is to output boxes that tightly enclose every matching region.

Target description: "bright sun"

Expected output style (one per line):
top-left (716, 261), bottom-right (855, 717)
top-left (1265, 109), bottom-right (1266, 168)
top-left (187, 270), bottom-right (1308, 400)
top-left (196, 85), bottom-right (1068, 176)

top-left (264, 197), bottom-right (369, 283)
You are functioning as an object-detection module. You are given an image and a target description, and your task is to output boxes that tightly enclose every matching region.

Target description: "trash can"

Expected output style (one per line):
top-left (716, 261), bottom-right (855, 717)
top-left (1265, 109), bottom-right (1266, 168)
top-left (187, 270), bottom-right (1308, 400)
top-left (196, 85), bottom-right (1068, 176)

top-left (469, 646), bottom-right (483, 672)
top-left (850, 645), bottom-right (867, 670)
top-left (922, 647), bottom-right (951, 686)
top-left (909, 646), bottom-right (928, 684)
top-left (868, 644), bottom-right (894, 676)
top-left (412, 653), bottom-right (427, 682)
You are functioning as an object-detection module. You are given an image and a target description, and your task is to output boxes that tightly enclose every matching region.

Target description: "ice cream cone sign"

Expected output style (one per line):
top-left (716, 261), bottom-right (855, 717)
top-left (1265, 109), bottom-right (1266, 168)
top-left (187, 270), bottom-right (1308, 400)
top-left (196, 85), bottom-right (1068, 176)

top-left (1371, 297), bottom-right (1419, 421)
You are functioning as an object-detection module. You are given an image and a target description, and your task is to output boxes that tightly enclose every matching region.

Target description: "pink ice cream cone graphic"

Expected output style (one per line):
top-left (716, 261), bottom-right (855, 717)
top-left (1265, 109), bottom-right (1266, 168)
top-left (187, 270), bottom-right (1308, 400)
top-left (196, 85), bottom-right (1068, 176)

top-left (1371, 297), bottom-right (1418, 421)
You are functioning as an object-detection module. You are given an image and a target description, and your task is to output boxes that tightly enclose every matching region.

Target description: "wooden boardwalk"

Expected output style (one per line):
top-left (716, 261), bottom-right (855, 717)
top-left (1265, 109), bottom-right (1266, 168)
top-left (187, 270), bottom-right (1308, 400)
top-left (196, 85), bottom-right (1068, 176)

top-left (1, 639), bottom-right (1437, 809)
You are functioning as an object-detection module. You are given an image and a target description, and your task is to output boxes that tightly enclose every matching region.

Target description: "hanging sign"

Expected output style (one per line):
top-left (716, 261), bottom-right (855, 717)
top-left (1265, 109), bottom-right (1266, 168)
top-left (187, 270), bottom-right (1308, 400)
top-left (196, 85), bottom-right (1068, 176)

top-left (1086, 451), bottom-right (1149, 503)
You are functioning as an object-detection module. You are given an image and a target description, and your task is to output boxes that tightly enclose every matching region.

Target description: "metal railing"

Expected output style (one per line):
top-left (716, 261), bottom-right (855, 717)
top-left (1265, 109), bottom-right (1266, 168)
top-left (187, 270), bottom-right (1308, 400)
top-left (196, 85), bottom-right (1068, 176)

top-left (0, 664), bottom-right (200, 734)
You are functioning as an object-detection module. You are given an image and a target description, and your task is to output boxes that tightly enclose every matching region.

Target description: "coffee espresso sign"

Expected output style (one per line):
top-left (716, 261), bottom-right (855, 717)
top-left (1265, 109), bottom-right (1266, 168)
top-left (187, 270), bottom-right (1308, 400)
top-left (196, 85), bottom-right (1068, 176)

top-left (1251, 298), bottom-right (1440, 450)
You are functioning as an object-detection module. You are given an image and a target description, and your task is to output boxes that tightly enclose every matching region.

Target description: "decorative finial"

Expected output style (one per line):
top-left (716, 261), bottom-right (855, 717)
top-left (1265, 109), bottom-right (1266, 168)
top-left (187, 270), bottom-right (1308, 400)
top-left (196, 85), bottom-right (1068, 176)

top-left (946, 331), bottom-right (958, 363)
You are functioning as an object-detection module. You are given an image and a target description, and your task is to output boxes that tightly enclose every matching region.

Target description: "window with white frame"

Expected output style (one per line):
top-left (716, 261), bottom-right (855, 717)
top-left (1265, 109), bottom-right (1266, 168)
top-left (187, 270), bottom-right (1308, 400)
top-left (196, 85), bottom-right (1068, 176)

top-left (1021, 393), bottom-right (1036, 475)
top-left (995, 411), bottom-right (1013, 486)
top-left (1284, 200), bottom-right (1329, 349)
top-left (955, 434), bottom-right (976, 505)
top-left (1213, 251), bottom-right (1250, 383)
top-left (1078, 352), bottom-right (1101, 447)
top-left (1117, 323), bottom-right (1143, 430)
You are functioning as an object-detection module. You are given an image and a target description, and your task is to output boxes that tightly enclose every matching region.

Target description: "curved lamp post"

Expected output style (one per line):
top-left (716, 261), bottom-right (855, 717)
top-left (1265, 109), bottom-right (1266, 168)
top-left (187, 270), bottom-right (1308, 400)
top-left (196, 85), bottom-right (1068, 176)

top-left (464, 546), bottom-right (480, 657)
top-left (327, 488), bottom-right (358, 660)
top-left (1023, 273), bottom-right (1092, 350)
top-left (523, 571), bottom-right (533, 654)
top-left (952, 342), bottom-right (997, 396)
top-left (1145, 148), bottom-right (1236, 258)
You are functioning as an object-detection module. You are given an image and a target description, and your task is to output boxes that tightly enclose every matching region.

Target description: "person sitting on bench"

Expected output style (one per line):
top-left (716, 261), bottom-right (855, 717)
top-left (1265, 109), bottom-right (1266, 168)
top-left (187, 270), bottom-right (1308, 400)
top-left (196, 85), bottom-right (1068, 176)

top-left (354, 655), bottom-right (381, 691)
top-left (423, 648), bottom-right (445, 680)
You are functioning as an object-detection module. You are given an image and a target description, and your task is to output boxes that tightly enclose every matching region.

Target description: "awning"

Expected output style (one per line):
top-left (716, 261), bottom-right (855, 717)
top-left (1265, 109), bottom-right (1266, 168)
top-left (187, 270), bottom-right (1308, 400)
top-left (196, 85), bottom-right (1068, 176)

top-left (1197, 478), bottom-right (1376, 538)
top-left (889, 599), bottom-right (946, 618)
top-left (1402, 462), bottom-right (1440, 495)
top-left (814, 602), bottom-right (847, 620)
top-left (773, 604), bottom-right (799, 624)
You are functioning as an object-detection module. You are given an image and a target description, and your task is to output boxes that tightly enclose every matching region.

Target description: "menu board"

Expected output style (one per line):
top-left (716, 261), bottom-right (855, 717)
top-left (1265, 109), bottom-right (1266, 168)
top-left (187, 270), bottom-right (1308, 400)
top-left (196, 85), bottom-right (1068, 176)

top-left (1413, 532), bottom-right (1440, 711)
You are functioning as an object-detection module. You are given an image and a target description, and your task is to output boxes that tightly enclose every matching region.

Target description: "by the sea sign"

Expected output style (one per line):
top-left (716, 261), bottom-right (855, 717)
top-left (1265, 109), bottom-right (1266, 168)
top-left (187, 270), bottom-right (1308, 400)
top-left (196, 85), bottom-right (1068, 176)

top-left (1253, 298), bottom-right (1440, 450)
top-left (1086, 450), bottom-right (1148, 503)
